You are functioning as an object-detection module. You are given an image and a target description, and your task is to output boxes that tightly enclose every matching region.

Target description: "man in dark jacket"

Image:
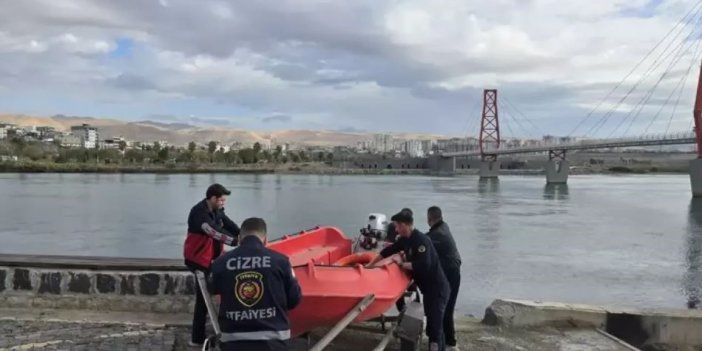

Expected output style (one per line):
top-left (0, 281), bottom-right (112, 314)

top-left (385, 208), bottom-right (413, 243)
top-left (211, 217), bottom-right (302, 351)
top-left (427, 206), bottom-right (462, 350)
top-left (385, 208), bottom-right (420, 312)
top-left (183, 183), bottom-right (240, 347)
top-left (368, 210), bottom-right (450, 351)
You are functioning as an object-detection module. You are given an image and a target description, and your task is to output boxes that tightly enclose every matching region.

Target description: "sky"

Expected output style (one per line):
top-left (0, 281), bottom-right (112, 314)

top-left (0, 0), bottom-right (702, 138)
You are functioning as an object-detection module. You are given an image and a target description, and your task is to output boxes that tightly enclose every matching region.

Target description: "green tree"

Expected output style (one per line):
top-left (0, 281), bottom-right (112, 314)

top-left (157, 148), bottom-right (170, 162)
top-left (22, 144), bottom-right (44, 161)
top-left (208, 141), bottom-right (218, 163)
top-left (253, 142), bottom-right (262, 155)
top-left (153, 142), bottom-right (161, 153)
top-left (316, 152), bottom-right (324, 162)
top-left (238, 148), bottom-right (256, 164)
top-left (289, 152), bottom-right (300, 163)
top-left (273, 145), bottom-right (283, 162)
top-left (188, 141), bottom-right (197, 153)
top-left (298, 150), bottom-right (308, 162)
top-left (118, 140), bottom-right (127, 152)
top-left (326, 152), bottom-right (334, 163)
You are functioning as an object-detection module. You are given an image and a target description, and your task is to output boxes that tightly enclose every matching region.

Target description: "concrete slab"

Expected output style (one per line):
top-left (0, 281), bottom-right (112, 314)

top-left (483, 299), bottom-right (702, 350)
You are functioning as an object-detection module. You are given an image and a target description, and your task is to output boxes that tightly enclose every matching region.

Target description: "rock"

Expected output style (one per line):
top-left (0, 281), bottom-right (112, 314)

top-left (68, 273), bottom-right (91, 294)
top-left (96, 274), bottom-right (116, 294)
top-left (38, 272), bottom-right (62, 295)
top-left (139, 274), bottom-right (160, 296)
top-left (12, 269), bottom-right (31, 290)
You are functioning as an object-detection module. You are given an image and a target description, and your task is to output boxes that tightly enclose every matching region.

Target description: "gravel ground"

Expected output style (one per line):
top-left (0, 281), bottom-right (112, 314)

top-left (1, 311), bottom-right (637, 351)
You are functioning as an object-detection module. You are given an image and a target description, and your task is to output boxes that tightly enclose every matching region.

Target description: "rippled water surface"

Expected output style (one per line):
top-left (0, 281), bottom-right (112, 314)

top-left (1, 173), bottom-right (701, 316)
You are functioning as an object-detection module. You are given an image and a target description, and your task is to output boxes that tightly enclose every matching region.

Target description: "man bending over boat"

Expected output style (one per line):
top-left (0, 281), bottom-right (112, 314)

top-left (183, 183), bottom-right (241, 347)
top-left (210, 217), bottom-right (302, 351)
top-left (367, 210), bottom-right (450, 351)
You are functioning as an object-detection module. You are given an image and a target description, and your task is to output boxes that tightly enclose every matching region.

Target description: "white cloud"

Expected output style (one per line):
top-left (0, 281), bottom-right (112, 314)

top-left (0, 0), bottom-right (700, 136)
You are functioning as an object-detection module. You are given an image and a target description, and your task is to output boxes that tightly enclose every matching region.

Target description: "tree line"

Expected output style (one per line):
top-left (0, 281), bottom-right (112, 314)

top-left (0, 138), bottom-right (334, 166)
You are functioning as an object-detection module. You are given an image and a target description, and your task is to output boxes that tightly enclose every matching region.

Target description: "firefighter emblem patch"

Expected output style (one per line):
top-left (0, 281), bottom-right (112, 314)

top-left (235, 271), bottom-right (264, 307)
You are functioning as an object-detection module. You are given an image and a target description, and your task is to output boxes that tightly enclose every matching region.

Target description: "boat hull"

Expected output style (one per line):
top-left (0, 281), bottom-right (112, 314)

top-left (267, 227), bottom-right (411, 337)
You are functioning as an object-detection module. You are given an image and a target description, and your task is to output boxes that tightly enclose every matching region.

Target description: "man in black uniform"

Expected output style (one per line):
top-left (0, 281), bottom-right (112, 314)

top-left (385, 208), bottom-right (421, 313)
top-left (385, 207), bottom-right (413, 244)
top-left (210, 217), bottom-right (302, 351)
top-left (368, 211), bottom-right (450, 351)
top-left (184, 183), bottom-right (240, 347)
top-left (427, 206), bottom-right (462, 351)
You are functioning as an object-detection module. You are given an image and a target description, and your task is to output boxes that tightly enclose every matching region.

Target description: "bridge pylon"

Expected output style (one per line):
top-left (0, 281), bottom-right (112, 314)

top-left (479, 89), bottom-right (500, 178)
top-left (691, 59), bottom-right (702, 197)
top-left (545, 150), bottom-right (569, 184)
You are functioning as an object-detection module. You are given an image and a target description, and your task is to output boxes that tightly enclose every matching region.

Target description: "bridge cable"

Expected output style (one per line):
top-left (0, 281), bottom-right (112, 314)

top-left (587, 5), bottom-right (702, 138)
top-left (500, 101), bottom-right (536, 138)
top-left (461, 93), bottom-right (483, 139)
top-left (664, 37), bottom-right (702, 135)
top-left (501, 109), bottom-right (518, 139)
top-left (501, 95), bottom-right (546, 137)
top-left (643, 42), bottom-right (700, 135)
top-left (567, 0), bottom-right (702, 137)
top-left (576, 0), bottom-right (702, 137)
top-left (623, 23), bottom-right (702, 136)
top-left (588, 8), bottom-right (702, 138)
top-left (616, 17), bottom-right (702, 137)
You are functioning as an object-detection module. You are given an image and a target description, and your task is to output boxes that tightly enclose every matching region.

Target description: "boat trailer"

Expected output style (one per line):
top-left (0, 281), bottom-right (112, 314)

top-left (196, 271), bottom-right (425, 350)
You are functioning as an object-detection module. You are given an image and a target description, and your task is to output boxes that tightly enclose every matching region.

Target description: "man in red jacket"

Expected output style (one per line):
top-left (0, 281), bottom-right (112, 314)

top-left (184, 183), bottom-right (240, 347)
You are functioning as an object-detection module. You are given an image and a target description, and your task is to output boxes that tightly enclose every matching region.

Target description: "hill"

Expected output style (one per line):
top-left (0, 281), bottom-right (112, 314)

top-left (0, 114), bottom-right (446, 146)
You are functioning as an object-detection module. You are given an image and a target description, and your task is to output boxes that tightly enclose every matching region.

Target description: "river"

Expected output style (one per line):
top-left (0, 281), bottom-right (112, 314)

top-left (1, 172), bottom-right (701, 316)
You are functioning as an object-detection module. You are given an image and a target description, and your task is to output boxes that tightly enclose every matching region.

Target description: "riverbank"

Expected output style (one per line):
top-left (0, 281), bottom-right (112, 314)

top-left (0, 160), bottom-right (434, 175)
top-left (0, 308), bottom-right (634, 351)
top-left (0, 160), bottom-right (692, 175)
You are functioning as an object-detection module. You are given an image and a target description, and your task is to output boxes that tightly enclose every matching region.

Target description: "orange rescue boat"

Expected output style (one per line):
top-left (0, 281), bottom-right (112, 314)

top-left (267, 226), bottom-right (411, 337)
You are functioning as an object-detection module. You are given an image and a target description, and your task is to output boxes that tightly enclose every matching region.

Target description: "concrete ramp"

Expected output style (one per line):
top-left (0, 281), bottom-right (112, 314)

top-left (483, 299), bottom-right (702, 350)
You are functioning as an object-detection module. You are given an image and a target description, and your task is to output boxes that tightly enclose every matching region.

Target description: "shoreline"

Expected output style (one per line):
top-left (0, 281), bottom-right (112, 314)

top-left (0, 160), bottom-right (690, 176)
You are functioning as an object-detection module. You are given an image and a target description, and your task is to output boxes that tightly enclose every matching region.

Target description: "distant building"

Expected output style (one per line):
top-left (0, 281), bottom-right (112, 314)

top-left (70, 124), bottom-right (99, 149)
top-left (60, 134), bottom-right (82, 148)
top-left (0, 125), bottom-right (10, 140)
top-left (36, 126), bottom-right (57, 140)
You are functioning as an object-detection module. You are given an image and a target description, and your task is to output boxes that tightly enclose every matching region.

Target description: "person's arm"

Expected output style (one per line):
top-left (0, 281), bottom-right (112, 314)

top-left (220, 210), bottom-right (241, 239)
top-left (190, 209), bottom-right (236, 245)
top-left (367, 239), bottom-right (403, 267)
top-left (282, 258), bottom-right (302, 310)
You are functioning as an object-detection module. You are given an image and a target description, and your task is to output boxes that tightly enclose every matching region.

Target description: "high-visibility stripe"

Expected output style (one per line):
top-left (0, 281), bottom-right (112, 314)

top-left (220, 329), bottom-right (291, 342)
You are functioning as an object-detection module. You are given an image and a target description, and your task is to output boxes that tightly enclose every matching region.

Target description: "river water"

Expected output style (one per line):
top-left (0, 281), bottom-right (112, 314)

top-left (1, 172), bottom-right (701, 316)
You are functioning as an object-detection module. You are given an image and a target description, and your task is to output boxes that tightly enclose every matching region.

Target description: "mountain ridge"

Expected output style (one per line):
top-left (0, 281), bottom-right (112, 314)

top-left (0, 114), bottom-right (448, 146)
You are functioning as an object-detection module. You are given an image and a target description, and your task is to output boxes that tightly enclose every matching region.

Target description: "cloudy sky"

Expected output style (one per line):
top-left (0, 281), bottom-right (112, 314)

top-left (1, 0), bottom-right (701, 137)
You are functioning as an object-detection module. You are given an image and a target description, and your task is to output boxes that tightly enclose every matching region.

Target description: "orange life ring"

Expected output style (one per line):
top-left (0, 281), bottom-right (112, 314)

top-left (333, 252), bottom-right (379, 266)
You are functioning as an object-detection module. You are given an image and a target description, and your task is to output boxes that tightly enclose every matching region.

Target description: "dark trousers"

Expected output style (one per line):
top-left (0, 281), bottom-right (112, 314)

top-left (190, 268), bottom-right (209, 344)
top-left (221, 340), bottom-right (288, 351)
top-left (443, 267), bottom-right (461, 347)
top-left (395, 282), bottom-right (421, 312)
top-left (423, 291), bottom-right (448, 351)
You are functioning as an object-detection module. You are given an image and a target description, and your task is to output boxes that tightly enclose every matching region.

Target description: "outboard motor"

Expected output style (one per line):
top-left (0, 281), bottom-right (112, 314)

top-left (356, 213), bottom-right (388, 251)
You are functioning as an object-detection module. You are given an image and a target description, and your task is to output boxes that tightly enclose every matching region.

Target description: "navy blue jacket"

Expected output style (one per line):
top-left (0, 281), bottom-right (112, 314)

top-left (427, 220), bottom-right (462, 272)
top-left (210, 235), bottom-right (302, 350)
top-left (379, 229), bottom-right (449, 298)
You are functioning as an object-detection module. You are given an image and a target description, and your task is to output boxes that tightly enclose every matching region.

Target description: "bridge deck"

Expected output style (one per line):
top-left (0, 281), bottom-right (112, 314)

top-left (441, 134), bottom-right (696, 157)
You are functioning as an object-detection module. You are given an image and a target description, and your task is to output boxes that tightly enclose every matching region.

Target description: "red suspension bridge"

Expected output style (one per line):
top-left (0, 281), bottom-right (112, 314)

top-left (435, 0), bottom-right (702, 196)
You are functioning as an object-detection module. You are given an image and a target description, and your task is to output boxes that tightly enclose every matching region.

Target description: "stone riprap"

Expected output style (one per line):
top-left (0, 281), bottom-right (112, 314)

top-left (0, 266), bottom-right (194, 314)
